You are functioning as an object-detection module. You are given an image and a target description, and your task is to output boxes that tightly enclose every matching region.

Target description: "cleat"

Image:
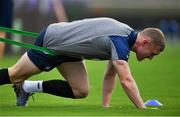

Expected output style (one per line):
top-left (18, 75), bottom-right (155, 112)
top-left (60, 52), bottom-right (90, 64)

top-left (13, 83), bottom-right (33, 106)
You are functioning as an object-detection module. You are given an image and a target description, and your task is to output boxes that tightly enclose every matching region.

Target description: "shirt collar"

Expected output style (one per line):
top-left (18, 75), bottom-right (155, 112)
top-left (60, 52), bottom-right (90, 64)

top-left (128, 31), bottom-right (137, 49)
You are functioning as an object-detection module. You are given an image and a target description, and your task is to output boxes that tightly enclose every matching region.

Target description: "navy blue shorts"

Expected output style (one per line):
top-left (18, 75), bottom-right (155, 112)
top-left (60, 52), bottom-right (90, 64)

top-left (0, 0), bottom-right (13, 28)
top-left (27, 28), bottom-right (82, 71)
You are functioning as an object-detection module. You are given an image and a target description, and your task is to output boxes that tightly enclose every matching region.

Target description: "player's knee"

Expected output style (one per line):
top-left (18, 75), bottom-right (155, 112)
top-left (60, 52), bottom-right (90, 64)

top-left (77, 90), bottom-right (89, 98)
top-left (74, 87), bottom-right (89, 98)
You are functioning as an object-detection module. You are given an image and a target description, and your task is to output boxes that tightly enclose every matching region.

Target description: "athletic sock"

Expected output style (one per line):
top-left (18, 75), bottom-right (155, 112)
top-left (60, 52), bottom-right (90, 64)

top-left (42, 80), bottom-right (76, 99)
top-left (23, 80), bottom-right (43, 93)
top-left (0, 68), bottom-right (10, 85)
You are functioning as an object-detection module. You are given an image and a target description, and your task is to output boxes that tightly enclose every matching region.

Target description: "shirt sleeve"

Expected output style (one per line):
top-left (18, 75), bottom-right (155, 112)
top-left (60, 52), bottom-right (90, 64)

top-left (109, 36), bottom-right (130, 61)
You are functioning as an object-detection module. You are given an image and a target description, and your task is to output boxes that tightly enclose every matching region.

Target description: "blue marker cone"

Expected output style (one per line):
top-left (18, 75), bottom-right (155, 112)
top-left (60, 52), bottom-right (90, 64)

top-left (144, 99), bottom-right (163, 106)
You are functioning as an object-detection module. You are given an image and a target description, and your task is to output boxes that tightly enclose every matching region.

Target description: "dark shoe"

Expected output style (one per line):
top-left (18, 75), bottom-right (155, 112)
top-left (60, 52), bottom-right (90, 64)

top-left (13, 83), bottom-right (33, 106)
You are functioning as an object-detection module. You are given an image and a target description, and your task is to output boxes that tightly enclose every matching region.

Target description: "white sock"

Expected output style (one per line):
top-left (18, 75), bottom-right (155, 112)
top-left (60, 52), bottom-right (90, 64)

top-left (23, 80), bottom-right (43, 93)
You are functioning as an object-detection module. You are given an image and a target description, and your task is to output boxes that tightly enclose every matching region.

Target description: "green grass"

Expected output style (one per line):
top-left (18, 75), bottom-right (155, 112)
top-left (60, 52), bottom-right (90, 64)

top-left (0, 44), bottom-right (180, 116)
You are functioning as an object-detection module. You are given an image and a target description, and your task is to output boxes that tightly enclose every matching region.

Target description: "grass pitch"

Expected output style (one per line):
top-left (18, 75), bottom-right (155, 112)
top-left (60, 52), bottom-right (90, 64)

top-left (0, 44), bottom-right (180, 116)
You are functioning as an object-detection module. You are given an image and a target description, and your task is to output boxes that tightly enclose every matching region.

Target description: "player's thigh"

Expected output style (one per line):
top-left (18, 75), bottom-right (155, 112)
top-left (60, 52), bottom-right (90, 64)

top-left (56, 61), bottom-right (89, 92)
top-left (9, 52), bottom-right (42, 83)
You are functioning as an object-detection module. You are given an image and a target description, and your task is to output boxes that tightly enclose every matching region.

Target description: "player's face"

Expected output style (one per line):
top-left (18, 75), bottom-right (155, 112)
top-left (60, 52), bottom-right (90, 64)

top-left (136, 41), bottom-right (161, 61)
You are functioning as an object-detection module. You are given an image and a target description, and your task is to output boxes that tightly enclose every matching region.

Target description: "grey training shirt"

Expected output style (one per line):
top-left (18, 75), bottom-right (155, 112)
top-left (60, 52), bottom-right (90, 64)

top-left (43, 17), bottom-right (137, 61)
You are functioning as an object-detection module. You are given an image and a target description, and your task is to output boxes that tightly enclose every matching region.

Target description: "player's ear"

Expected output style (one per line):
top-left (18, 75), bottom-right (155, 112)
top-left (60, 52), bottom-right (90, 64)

top-left (142, 39), bottom-right (148, 46)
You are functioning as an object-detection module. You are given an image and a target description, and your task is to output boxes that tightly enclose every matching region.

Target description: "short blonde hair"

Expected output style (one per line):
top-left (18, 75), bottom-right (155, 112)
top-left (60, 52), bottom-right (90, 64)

top-left (140, 28), bottom-right (166, 52)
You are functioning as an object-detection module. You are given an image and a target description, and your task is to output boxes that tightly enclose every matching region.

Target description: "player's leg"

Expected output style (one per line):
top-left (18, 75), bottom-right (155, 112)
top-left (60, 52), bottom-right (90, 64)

top-left (13, 61), bottom-right (88, 104)
top-left (58, 61), bottom-right (89, 98)
top-left (0, 0), bottom-right (13, 59)
top-left (8, 52), bottom-right (42, 106)
top-left (0, 32), bottom-right (6, 59)
top-left (11, 60), bottom-right (88, 106)
top-left (43, 61), bottom-right (89, 98)
top-left (9, 52), bottom-right (42, 83)
top-left (0, 52), bottom-right (42, 85)
top-left (17, 61), bottom-right (88, 100)
top-left (12, 55), bottom-right (88, 106)
top-left (0, 52), bottom-right (42, 106)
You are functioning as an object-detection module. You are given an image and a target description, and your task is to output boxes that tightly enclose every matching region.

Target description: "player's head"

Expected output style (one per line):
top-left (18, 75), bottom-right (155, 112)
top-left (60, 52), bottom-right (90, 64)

top-left (133, 28), bottom-right (166, 61)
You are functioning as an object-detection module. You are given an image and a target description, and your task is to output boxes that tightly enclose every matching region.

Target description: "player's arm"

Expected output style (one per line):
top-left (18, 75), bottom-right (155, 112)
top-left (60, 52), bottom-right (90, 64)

top-left (51, 0), bottom-right (68, 22)
top-left (112, 60), bottom-right (146, 108)
top-left (102, 60), bottom-right (116, 107)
